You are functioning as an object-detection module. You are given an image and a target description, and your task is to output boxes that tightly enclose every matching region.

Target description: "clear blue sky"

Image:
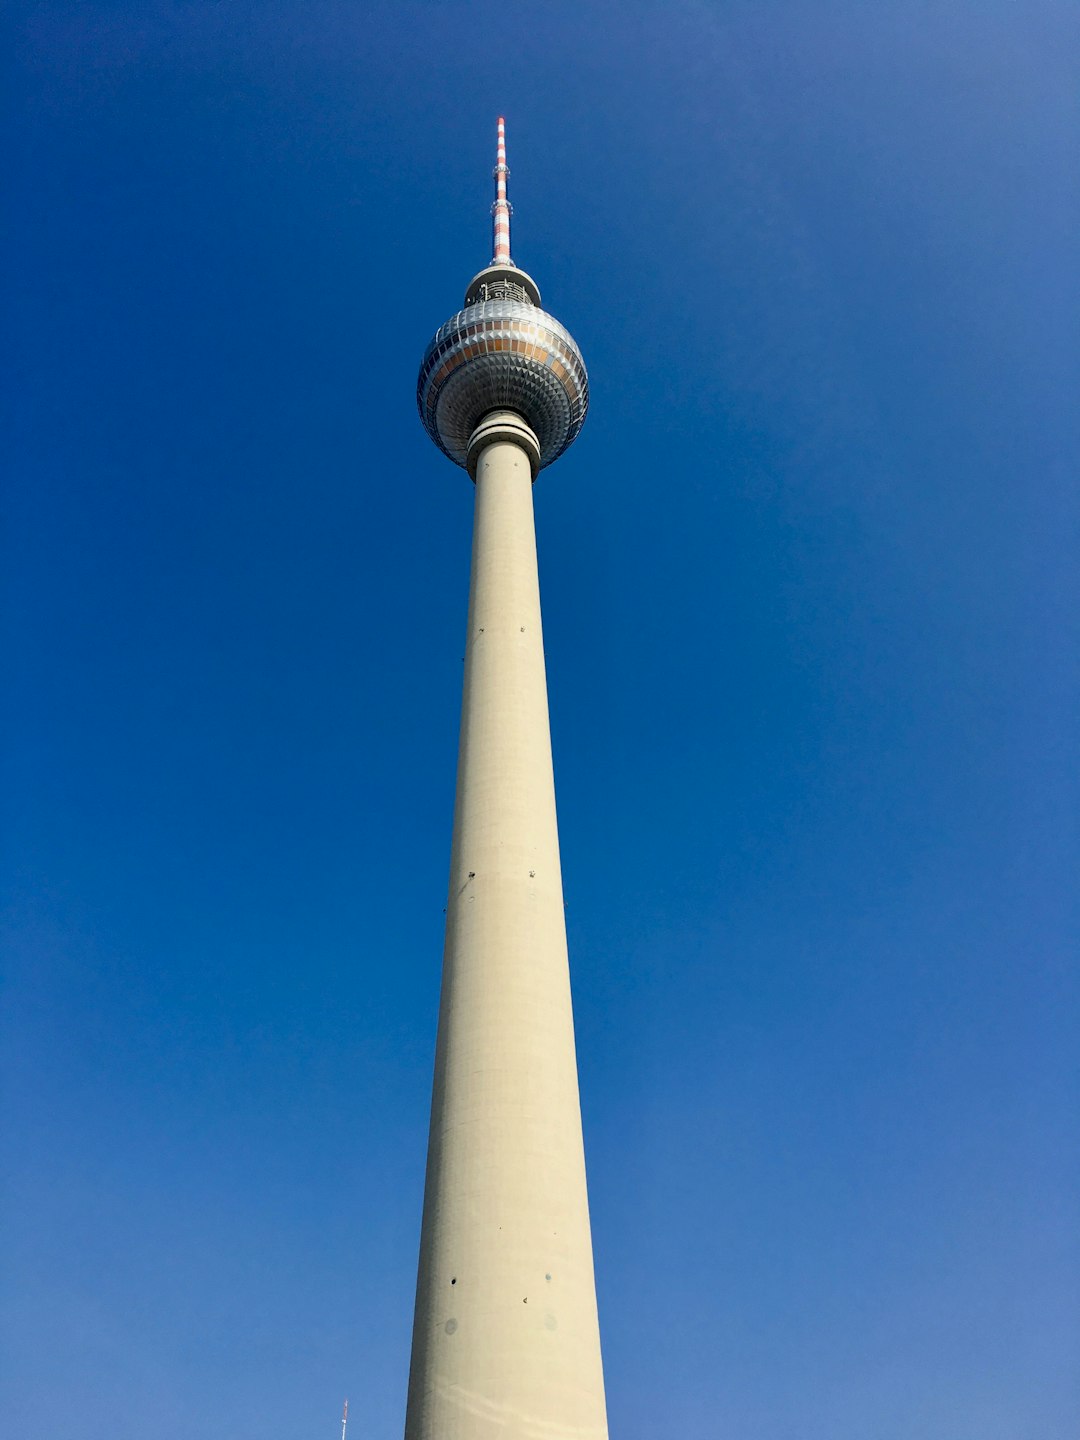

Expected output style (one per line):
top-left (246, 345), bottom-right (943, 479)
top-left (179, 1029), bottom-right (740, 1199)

top-left (4, 3), bottom-right (1077, 1437)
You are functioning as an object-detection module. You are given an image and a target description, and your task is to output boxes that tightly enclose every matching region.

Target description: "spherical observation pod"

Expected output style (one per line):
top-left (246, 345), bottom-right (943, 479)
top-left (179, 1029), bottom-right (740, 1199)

top-left (416, 267), bottom-right (589, 475)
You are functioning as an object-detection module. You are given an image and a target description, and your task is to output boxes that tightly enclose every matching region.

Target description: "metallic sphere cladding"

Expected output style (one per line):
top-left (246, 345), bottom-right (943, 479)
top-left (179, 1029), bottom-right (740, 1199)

top-left (416, 290), bottom-right (588, 472)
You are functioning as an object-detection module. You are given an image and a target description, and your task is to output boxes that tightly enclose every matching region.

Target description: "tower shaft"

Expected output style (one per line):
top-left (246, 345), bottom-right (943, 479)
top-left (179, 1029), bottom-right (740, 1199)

top-left (404, 416), bottom-right (608, 1440)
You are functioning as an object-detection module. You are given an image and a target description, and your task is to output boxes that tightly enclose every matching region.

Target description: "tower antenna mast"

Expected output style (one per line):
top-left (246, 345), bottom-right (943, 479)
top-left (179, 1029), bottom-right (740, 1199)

top-left (340, 1398), bottom-right (348, 1440)
top-left (491, 115), bottom-right (512, 264)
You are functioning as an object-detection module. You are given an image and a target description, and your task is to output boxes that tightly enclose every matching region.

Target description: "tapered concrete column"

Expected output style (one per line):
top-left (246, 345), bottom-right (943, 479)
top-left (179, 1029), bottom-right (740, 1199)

top-left (404, 414), bottom-right (608, 1440)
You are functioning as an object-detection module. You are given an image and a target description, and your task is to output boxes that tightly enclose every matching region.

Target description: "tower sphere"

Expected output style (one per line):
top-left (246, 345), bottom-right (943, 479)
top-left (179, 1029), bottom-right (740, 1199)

top-left (416, 124), bottom-right (588, 476)
top-left (417, 266), bottom-right (588, 475)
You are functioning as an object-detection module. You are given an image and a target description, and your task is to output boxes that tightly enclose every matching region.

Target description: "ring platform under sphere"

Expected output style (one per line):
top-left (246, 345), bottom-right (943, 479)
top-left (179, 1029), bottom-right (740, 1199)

top-left (417, 284), bottom-right (588, 473)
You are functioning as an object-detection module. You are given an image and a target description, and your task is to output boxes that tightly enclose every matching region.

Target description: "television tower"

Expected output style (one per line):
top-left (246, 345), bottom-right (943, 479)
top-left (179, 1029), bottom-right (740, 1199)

top-left (405, 119), bottom-right (607, 1439)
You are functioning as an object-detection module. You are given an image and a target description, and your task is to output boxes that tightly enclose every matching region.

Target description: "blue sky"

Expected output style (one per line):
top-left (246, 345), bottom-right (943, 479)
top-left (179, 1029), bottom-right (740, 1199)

top-left (4, 3), bottom-right (1078, 1437)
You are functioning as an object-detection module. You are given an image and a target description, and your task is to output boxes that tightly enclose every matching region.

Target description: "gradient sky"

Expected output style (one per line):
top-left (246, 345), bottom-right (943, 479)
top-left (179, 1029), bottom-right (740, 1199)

top-left (4, 4), bottom-right (1078, 1438)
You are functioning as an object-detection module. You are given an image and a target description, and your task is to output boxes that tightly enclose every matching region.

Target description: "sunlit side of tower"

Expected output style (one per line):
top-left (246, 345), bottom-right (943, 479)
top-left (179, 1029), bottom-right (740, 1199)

top-left (404, 120), bottom-right (607, 1440)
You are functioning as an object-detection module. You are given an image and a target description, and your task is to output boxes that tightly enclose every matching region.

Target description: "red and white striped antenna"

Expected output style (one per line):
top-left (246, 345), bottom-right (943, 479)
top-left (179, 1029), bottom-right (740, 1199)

top-left (340, 1398), bottom-right (348, 1440)
top-left (491, 116), bottom-right (512, 265)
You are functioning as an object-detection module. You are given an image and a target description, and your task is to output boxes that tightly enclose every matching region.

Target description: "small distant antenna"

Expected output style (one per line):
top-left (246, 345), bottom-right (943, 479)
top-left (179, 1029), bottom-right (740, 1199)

top-left (341, 1398), bottom-right (348, 1440)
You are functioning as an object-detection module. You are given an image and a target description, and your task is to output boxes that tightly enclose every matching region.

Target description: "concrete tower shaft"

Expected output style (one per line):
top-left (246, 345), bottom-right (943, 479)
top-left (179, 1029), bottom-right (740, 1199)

top-left (405, 414), bottom-right (607, 1439)
top-left (406, 122), bottom-right (607, 1440)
